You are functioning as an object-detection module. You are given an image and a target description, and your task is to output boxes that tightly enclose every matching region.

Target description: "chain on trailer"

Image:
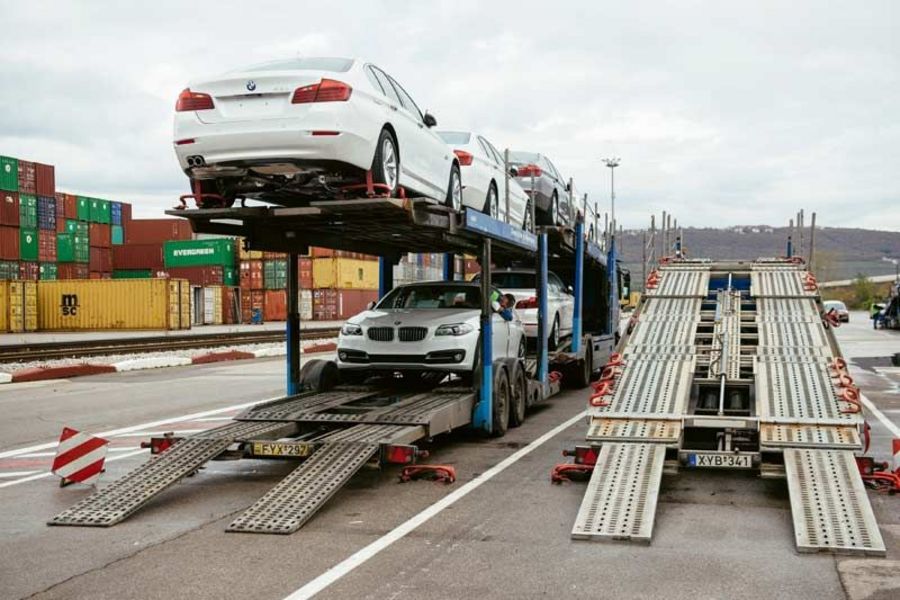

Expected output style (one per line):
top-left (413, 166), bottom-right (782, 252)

top-left (49, 177), bottom-right (619, 533)
top-left (556, 234), bottom-right (887, 555)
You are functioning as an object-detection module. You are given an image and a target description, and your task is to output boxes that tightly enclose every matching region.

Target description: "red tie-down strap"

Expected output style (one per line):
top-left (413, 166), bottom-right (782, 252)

top-left (589, 380), bottom-right (615, 407)
top-left (549, 371), bottom-right (563, 383)
top-left (838, 386), bottom-right (862, 414)
top-left (823, 309), bottom-right (841, 328)
top-left (399, 465), bottom-right (456, 484)
top-left (550, 463), bottom-right (595, 484)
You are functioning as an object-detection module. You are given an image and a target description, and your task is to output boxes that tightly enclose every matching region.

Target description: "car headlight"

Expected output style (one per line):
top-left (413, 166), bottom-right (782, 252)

top-left (341, 323), bottom-right (363, 336)
top-left (435, 323), bottom-right (474, 336)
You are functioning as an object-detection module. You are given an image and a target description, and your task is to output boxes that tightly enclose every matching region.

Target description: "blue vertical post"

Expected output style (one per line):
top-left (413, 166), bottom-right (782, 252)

top-left (378, 256), bottom-right (393, 299)
top-left (607, 237), bottom-right (620, 336)
top-left (786, 236), bottom-right (793, 258)
top-left (572, 222), bottom-right (584, 353)
top-left (443, 252), bottom-right (454, 281)
top-left (537, 233), bottom-right (549, 383)
top-left (286, 253), bottom-right (300, 395)
top-left (473, 239), bottom-right (493, 433)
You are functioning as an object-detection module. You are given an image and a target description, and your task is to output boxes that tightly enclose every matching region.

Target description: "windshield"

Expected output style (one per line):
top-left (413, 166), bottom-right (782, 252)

top-left (473, 272), bottom-right (536, 289)
top-left (437, 131), bottom-right (472, 144)
top-left (509, 151), bottom-right (539, 164)
top-left (236, 57), bottom-right (353, 72)
top-left (825, 301), bottom-right (847, 310)
top-left (377, 284), bottom-right (481, 309)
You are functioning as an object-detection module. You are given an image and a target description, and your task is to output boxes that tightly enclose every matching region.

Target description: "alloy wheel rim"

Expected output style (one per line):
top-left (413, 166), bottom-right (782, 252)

top-left (489, 188), bottom-right (498, 218)
top-left (452, 170), bottom-right (462, 211)
top-left (382, 138), bottom-right (397, 190)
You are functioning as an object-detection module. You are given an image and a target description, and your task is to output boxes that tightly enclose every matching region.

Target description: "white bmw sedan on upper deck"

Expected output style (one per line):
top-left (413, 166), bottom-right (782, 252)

top-left (173, 57), bottom-right (461, 208)
top-left (437, 131), bottom-right (532, 230)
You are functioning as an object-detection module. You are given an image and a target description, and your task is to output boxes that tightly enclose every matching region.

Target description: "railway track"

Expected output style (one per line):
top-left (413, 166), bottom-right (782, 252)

top-left (0, 329), bottom-right (339, 363)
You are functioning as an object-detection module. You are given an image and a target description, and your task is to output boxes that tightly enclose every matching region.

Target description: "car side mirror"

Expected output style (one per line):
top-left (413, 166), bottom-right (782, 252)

top-left (423, 112), bottom-right (437, 128)
top-left (565, 182), bottom-right (572, 192)
top-left (509, 167), bottom-right (518, 177)
top-left (566, 285), bottom-right (574, 294)
top-left (366, 301), bottom-right (376, 310)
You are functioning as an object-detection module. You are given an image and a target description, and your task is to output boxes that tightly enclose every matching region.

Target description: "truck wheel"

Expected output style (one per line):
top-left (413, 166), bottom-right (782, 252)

top-left (298, 359), bottom-right (338, 393)
top-left (507, 359), bottom-right (527, 427)
top-left (491, 364), bottom-right (510, 437)
top-left (568, 344), bottom-right (592, 389)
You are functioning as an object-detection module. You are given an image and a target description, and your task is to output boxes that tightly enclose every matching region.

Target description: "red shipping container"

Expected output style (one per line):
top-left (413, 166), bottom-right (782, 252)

top-left (299, 257), bottom-right (312, 288)
top-left (240, 259), bottom-right (264, 290)
top-left (166, 265), bottom-right (223, 286)
top-left (19, 261), bottom-right (39, 281)
top-left (89, 246), bottom-right (102, 271)
top-left (100, 247), bottom-right (112, 272)
top-left (0, 191), bottom-right (19, 226)
top-left (112, 243), bottom-right (164, 270)
top-left (121, 202), bottom-right (132, 223)
top-left (222, 287), bottom-right (239, 324)
top-left (89, 223), bottom-right (111, 248)
top-left (17, 161), bottom-right (36, 195)
top-left (0, 225), bottom-right (20, 259)
top-left (240, 290), bottom-right (266, 323)
top-left (89, 271), bottom-right (102, 280)
top-left (125, 219), bottom-right (192, 244)
top-left (54, 192), bottom-right (67, 232)
top-left (312, 288), bottom-right (377, 321)
top-left (58, 263), bottom-right (89, 279)
top-left (35, 163), bottom-right (55, 196)
top-left (63, 193), bottom-right (78, 219)
top-left (263, 290), bottom-right (287, 321)
top-left (38, 230), bottom-right (57, 262)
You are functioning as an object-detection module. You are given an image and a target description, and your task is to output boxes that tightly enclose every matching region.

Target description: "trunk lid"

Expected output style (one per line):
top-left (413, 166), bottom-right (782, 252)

top-left (190, 72), bottom-right (326, 124)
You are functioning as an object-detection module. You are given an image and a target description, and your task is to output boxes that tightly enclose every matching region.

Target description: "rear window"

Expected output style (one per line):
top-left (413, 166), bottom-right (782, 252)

top-left (509, 151), bottom-right (539, 164)
top-left (377, 285), bottom-right (480, 309)
top-left (237, 57), bottom-right (353, 72)
top-left (438, 131), bottom-right (472, 144)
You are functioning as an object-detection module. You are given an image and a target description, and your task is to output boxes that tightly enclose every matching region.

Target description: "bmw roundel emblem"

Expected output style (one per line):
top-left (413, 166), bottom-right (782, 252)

top-left (246, 80), bottom-right (256, 91)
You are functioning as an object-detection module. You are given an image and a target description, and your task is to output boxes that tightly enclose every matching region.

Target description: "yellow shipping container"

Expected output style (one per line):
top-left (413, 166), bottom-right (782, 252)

top-left (0, 280), bottom-right (38, 332)
top-left (238, 238), bottom-right (263, 261)
top-left (202, 286), bottom-right (224, 325)
top-left (312, 258), bottom-right (379, 290)
top-left (36, 279), bottom-right (191, 331)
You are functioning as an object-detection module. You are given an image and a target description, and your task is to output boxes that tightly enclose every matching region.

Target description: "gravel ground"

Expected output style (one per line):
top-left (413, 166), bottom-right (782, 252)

top-left (0, 337), bottom-right (337, 374)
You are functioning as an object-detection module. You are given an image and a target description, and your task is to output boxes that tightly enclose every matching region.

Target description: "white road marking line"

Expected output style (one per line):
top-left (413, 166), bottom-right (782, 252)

top-left (860, 393), bottom-right (900, 438)
top-left (14, 446), bottom-right (144, 458)
top-left (0, 448), bottom-right (147, 489)
top-left (111, 429), bottom-right (204, 438)
top-left (191, 417), bottom-right (235, 422)
top-left (284, 410), bottom-right (587, 600)
top-left (0, 397), bottom-right (277, 460)
top-left (0, 471), bottom-right (38, 478)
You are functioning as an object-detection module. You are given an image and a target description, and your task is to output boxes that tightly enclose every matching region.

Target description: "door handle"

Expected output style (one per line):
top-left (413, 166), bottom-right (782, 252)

top-left (390, 105), bottom-right (398, 111)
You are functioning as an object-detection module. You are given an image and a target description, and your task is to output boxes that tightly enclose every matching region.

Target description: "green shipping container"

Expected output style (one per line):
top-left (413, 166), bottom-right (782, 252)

top-left (20, 228), bottom-right (38, 261)
top-left (57, 232), bottom-right (74, 262)
top-left (19, 194), bottom-right (37, 229)
top-left (99, 199), bottom-right (111, 224)
top-left (112, 269), bottom-right (152, 279)
top-left (111, 224), bottom-right (124, 245)
top-left (65, 219), bottom-right (89, 235)
top-left (76, 196), bottom-right (91, 221)
top-left (264, 260), bottom-right (288, 289)
top-left (0, 260), bottom-right (18, 279)
top-left (74, 236), bottom-right (90, 263)
top-left (164, 239), bottom-right (236, 268)
top-left (0, 156), bottom-right (18, 191)
top-left (39, 263), bottom-right (58, 280)
top-left (223, 267), bottom-right (238, 287)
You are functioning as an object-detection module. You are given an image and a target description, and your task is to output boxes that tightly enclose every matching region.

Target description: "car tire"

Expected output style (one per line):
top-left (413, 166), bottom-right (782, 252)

top-left (298, 359), bottom-right (338, 393)
top-left (507, 359), bottom-right (527, 428)
top-left (483, 182), bottom-right (499, 219)
top-left (537, 192), bottom-right (558, 226)
top-left (371, 128), bottom-right (399, 196)
top-left (549, 314), bottom-right (560, 350)
top-left (446, 163), bottom-right (463, 211)
top-left (491, 364), bottom-right (510, 437)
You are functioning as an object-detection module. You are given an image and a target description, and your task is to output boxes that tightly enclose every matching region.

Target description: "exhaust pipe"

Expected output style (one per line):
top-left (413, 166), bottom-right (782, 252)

top-left (186, 155), bottom-right (205, 167)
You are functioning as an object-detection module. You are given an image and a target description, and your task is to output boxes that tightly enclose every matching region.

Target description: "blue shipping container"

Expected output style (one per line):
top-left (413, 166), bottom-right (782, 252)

top-left (110, 201), bottom-right (122, 226)
top-left (37, 196), bottom-right (56, 231)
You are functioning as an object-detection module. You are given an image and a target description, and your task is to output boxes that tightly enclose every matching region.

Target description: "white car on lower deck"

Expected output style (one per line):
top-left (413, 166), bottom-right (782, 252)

top-left (336, 281), bottom-right (525, 379)
top-left (173, 56), bottom-right (460, 208)
top-left (472, 268), bottom-right (574, 350)
top-left (436, 131), bottom-right (532, 230)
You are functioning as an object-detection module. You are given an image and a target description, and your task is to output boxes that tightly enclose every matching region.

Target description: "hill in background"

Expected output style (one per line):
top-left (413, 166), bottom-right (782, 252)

top-left (617, 226), bottom-right (900, 285)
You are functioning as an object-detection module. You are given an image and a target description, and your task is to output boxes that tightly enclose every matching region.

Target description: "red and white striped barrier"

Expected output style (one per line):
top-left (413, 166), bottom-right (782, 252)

top-left (51, 427), bottom-right (109, 486)
top-left (893, 439), bottom-right (900, 472)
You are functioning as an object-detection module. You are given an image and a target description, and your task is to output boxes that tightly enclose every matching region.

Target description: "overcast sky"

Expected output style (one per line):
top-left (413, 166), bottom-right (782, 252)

top-left (1, 1), bottom-right (897, 230)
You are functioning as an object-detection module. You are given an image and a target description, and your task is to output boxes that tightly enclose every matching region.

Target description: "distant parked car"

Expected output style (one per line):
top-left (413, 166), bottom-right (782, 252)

top-left (508, 151), bottom-right (572, 227)
top-left (336, 281), bottom-right (525, 382)
top-left (823, 300), bottom-right (849, 322)
top-left (437, 131), bottom-right (532, 230)
top-left (472, 268), bottom-right (574, 350)
top-left (173, 57), bottom-right (460, 209)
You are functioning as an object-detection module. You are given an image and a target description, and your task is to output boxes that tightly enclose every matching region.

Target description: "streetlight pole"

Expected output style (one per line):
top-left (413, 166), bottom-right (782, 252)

top-left (603, 157), bottom-right (620, 238)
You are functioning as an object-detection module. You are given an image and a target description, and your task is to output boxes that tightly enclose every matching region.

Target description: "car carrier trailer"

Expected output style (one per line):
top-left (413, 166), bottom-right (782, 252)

top-left (49, 195), bottom-right (619, 534)
top-left (561, 252), bottom-right (886, 556)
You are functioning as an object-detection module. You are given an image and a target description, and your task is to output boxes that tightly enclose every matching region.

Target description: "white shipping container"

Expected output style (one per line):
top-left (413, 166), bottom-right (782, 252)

top-left (300, 289), bottom-right (313, 321)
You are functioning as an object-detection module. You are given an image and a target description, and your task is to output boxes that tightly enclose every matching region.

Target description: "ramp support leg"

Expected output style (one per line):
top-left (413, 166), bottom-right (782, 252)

top-left (474, 238), bottom-right (493, 433)
top-left (378, 256), bottom-right (394, 299)
top-left (287, 253), bottom-right (300, 395)
top-left (537, 232), bottom-right (549, 383)
top-left (607, 236), bottom-right (619, 337)
top-left (443, 252), bottom-right (455, 281)
top-left (572, 220), bottom-right (584, 353)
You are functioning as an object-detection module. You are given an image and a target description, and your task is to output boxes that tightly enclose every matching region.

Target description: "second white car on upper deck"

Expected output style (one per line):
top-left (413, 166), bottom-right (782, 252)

top-left (174, 57), bottom-right (461, 208)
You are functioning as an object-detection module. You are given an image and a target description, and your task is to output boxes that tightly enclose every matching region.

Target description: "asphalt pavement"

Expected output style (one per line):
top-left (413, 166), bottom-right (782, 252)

top-left (0, 317), bottom-right (897, 600)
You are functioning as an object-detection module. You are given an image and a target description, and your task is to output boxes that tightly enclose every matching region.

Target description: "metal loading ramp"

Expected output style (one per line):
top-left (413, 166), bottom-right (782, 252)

top-left (570, 258), bottom-right (886, 555)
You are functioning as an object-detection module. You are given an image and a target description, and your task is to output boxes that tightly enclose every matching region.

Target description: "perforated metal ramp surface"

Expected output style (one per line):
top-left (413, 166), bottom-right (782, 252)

top-left (760, 424), bottom-right (860, 449)
top-left (228, 441), bottom-right (379, 534)
top-left (750, 269), bottom-right (814, 297)
top-left (756, 356), bottom-right (853, 422)
top-left (586, 419), bottom-right (681, 443)
top-left (49, 420), bottom-right (294, 527)
top-left (646, 269), bottom-right (709, 297)
top-left (571, 443), bottom-right (667, 543)
top-left (783, 448), bottom-right (885, 555)
top-left (591, 356), bottom-right (694, 417)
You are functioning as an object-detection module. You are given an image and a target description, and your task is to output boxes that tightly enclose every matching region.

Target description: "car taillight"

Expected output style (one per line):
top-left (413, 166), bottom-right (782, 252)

top-left (516, 164), bottom-right (542, 178)
top-left (382, 444), bottom-right (427, 465)
top-left (292, 78), bottom-right (353, 104)
top-left (516, 296), bottom-right (538, 309)
top-left (176, 88), bottom-right (214, 111)
top-left (453, 150), bottom-right (473, 166)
